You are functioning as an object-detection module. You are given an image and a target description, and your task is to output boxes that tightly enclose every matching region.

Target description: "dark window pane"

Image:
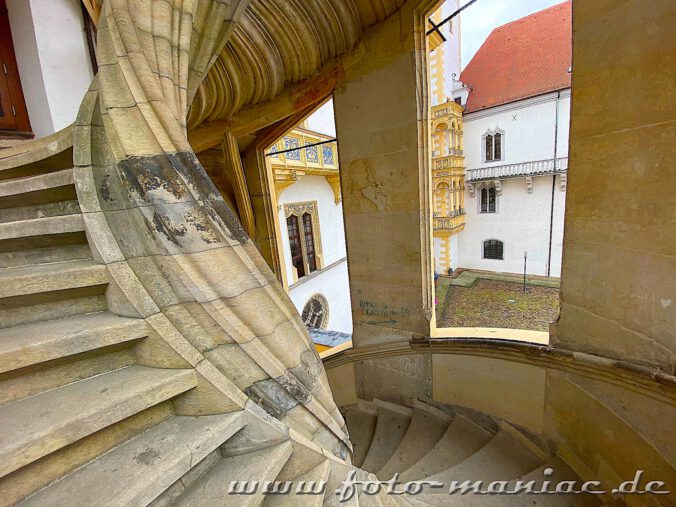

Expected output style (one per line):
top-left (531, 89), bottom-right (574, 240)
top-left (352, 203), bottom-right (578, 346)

top-left (480, 188), bottom-right (488, 212)
top-left (485, 135), bottom-right (493, 161)
top-left (286, 215), bottom-right (305, 278)
top-left (488, 187), bottom-right (496, 212)
top-left (483, 239), bottom-right (504, 260)
top-left (494, 133), bottom-right (502, 160)
top-left (302, 296), bottom-right (327, 329)
top-left (302, 213), bottom-right (317, 273)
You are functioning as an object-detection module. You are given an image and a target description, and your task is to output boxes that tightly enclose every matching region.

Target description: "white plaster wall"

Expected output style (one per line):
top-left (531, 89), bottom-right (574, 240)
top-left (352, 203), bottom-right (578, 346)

top-left (457, 91), bottom-right (570, 277)
top-left (430, 0), bottom-right (461, 106)
top-left (277, 175), bottom-right (352, 333)
top-left (449, 234), bottom-right (459, 271)
top-left (7, 0), bottom-right (93, 137)
top-left (289, 260), bottom-right (352, 334)
top-left (458, 175), bottom-right (566, 276)
top-left (464, 91), bottom-right (571, 169)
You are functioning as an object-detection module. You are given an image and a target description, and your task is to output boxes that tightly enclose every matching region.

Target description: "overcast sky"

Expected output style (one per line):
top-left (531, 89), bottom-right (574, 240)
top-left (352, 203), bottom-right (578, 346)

top-left (460, 0), bottom-right (563, 68)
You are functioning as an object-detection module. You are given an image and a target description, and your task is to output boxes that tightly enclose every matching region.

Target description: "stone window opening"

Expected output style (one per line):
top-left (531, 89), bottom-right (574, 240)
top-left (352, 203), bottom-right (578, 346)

top-left (482, 239), bottom-right (504, 260)
top-left (480, 186), bottom-right (497, 213)
top-left (284, 201), bottom-right (323, 281)
top-left (301, 294), bottom-right (329, 330)
top-left (483, 129), bottom-right (503, 162)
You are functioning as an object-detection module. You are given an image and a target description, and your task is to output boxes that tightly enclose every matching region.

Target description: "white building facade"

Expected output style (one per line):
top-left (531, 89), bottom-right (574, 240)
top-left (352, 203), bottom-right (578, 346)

top-left (454, 1), bottom-right (572, 278)
top-left (458, 90), bottom-right (570, 276)
top-left (277, 175), bottom-right (352, 334)
top-left (4, 0), bottom-right (94, 138)
top-left (269, 113), bottom-right (353, 336)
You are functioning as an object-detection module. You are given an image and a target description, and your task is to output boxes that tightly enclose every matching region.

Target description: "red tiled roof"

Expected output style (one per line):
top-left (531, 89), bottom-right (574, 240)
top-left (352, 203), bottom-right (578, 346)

top-left (460, 1), bottom-right (572, 113)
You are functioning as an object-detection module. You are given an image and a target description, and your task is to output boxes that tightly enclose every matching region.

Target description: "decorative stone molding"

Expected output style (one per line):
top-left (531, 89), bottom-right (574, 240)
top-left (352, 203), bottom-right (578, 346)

top-left (283, 200), bottom-right (324, 272)
top-left (466, 182), bottom-right (476, 197)
top-left (560, 173), bottom-right (567, 192)
top-left (525, 176), bottom-right (533, 193)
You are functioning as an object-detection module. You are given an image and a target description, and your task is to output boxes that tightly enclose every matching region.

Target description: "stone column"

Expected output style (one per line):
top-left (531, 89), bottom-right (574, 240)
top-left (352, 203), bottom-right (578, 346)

top-left (334, 1), bottom-right (434, 347)
top-left (552, 0), bottom-right (675, 372)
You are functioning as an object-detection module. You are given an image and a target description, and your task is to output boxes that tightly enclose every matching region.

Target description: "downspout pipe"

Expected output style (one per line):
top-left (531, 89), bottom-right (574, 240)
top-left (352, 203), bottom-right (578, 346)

top-left (546, 91), bottom-right (561, 277)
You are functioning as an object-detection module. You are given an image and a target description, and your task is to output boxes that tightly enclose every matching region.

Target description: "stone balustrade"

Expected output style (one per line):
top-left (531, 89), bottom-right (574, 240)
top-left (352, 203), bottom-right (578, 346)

top-left (466, 157), bottom-right (568, 181)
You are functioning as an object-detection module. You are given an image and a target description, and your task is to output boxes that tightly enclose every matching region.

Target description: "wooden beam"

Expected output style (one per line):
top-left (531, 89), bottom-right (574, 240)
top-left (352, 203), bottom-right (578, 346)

top-left (188, 59), bottom-right (346, 153)
top-left (221, 132), bottom-right (256, 238)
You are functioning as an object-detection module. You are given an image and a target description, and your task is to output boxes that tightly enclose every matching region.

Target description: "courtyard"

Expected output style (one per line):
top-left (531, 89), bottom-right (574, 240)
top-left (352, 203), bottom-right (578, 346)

top-left (436, 273), bottom-right (561, 332)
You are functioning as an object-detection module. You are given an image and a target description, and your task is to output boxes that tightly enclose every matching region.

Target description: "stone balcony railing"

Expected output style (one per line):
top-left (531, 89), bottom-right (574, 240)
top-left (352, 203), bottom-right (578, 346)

top-left (466, 157), bottom-right (568, 182)
top-left (433, 209), bottom-right (466, 231)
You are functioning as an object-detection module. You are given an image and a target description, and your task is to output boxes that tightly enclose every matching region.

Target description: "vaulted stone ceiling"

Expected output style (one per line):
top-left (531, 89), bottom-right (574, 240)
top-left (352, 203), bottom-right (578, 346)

top-left (187, 0), bottom-right (407, 142)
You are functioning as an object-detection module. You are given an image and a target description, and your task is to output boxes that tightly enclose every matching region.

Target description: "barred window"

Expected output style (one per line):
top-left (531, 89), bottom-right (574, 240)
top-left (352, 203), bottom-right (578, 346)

top-left (302, 294), bottom-right (329, 329)
top-left (483, 239), bottom-right (504, 260)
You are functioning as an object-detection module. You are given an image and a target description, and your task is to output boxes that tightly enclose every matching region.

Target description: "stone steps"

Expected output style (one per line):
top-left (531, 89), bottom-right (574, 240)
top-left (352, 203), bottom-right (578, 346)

top-left (263, 458), bottom-right (331, 507)
top-left (0, 214), bottom-right (85, 241)
top-left (360, 401), bottom-right (412, 474)
top-left (0, 259), bottom-right (108, 300)
top-left (0, 312), bottom-right (148, 374)
top-left (0, 365), bottom-right (197, 479)
top-left (172, 441), bottom-right (293, 507)
top-left (345, 405), bottom-right (378, 468)
top-left (399, 412), bottom-right (492, 481)
top-left (377, 402), bottom-right (452, 480)
top-left (343, 399), bottom-right (601, 506)
top-left (19, 412), bottom-right (246, 507)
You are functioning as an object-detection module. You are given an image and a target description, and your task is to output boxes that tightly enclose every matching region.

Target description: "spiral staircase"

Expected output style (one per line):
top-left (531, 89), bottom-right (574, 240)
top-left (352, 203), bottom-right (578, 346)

top-left (0, 0), bottom-right (674, 505)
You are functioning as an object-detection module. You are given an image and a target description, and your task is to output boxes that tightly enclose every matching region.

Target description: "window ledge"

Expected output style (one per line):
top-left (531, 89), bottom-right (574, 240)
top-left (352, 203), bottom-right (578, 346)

top-left (289, 257), bottom-right (347, 290)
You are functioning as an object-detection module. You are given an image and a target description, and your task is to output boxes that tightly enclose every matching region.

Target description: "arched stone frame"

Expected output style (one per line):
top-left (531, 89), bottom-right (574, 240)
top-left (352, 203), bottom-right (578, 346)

top-left (432, 122), bottom-right (449, 157)
top-left (482, 127), bottom-right (505, 163)
top-left (283, 201), bottom-right (324, 281)
top-left (301, 293), bottom-right (330, 330)
top-left (434, 181), bottom-right (451, 215)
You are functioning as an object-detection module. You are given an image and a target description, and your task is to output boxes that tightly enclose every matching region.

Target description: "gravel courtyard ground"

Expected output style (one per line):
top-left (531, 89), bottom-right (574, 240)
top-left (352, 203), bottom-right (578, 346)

top-left (436, 278), bottom-right (560, 331)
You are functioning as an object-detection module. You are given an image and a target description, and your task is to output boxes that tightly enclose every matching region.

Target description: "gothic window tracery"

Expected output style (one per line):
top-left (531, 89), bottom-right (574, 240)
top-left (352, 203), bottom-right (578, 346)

top-left (301, 294), bottom-right (329, 329)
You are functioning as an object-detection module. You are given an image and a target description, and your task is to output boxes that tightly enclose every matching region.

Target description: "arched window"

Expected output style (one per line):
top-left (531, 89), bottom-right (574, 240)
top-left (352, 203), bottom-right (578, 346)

top-left (484, 131), bottom-right (503, 162)
top-left (480, 187), bottom-right (496, 213)
top-left (483, 239), bottom-right (504, 260)
top-left (302, 294), bottom-right (329, 329)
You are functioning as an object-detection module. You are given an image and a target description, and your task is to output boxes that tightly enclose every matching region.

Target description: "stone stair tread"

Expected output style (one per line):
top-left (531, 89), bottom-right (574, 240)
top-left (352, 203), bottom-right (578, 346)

top-left (378, 405), bottom-right (452, 479)
top-left (0, 168), bottom-right (74, 198)
top-left (0, 214), bottom-right (85, 240)
top-left (0, 168), bottom-right (73, 198)
top-left (0, 365), bottom-right (197, 478)
top-left (0, 259), bottom-right (108, 299)
top-left (345, 407), bottom-right (378, 468)
top-left (21, 412), bottom-right (246, 507)
top-left (264, 458), bottom-right (331, 506)
top-left (360, 406), bottom-right (411, 473)
top-left (173, 441), bottom-right (293, 507)
top-left (425, 428), bottom-right (545, 486)
top-left (0, 312), bottom-right (149, 374)
top-left (502, 458), bottom-right (602, 506)
top-left (399, 413), bottom-right (492, 481)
